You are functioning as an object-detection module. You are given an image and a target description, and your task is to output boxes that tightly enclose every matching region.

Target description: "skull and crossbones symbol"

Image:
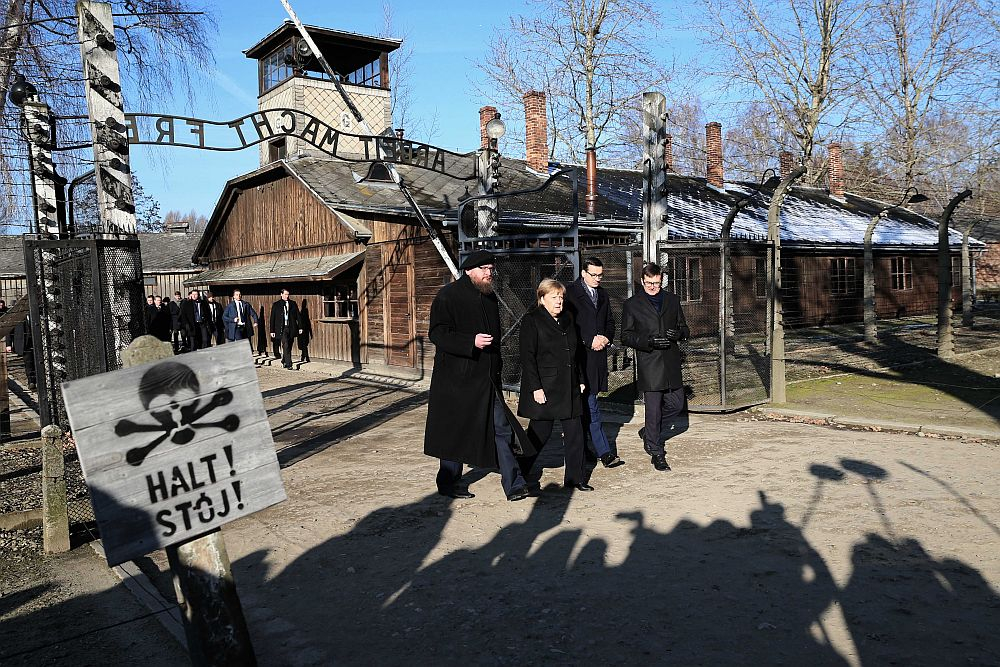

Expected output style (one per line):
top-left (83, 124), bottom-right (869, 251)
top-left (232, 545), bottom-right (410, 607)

top-left (114, 361), bottom-right (240, 466)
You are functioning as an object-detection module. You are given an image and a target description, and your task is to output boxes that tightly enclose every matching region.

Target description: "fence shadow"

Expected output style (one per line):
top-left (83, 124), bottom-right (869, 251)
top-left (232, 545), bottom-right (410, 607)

top-left (229, 461), bottom-right (1000, 665)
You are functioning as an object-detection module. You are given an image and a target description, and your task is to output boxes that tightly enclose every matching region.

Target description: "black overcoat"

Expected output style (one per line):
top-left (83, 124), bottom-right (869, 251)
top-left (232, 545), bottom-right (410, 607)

top-left (270, 299), bottom-right (301, 336)
top-left (621, 290), bottom-right (689, 391)
top-left (564, 277), bottom-right (614, 392)
top-left (423, 275), bottom-right (532, 468)
top-left (516, 306), bottom-right (584, 421)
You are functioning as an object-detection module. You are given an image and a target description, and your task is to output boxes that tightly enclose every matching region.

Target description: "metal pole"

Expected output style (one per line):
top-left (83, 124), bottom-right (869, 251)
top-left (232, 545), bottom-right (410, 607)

top-left (937, 189), bottom-right (972, 359)
top-left (767, 165), bottom-right (806, 404)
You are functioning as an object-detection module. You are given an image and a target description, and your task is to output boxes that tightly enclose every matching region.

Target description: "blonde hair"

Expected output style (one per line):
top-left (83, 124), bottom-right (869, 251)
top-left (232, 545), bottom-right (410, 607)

top-left (536, 278), bottom-right (565, 304)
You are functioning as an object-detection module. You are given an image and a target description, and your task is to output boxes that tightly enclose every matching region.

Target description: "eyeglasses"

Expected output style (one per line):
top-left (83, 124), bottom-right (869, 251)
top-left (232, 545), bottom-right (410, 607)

top-left (642, 280), bottom-right (662, 287)
top-left (583, 270), bottom-right (604, 279)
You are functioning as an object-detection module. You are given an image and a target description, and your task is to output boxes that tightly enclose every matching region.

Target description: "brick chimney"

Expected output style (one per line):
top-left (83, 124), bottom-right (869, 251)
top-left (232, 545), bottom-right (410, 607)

top-left (523, 90), bottom-right (549, 172)
top-left (664, 134), bottom-right (674, 173)
top-left (779, 151), bottom-right (794, 180)
top-left (479, 106), bottom-right (498, 150)
top-left (828, 142), bottom-right (845, 198)
top-left (585, 146), bottom-right (598, 217)
top-left (705, 122), bottom-right (724, 188)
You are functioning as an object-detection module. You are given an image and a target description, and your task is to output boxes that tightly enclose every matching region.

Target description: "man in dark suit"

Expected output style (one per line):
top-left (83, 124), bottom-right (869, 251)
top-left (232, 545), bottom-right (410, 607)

top-left (565, 257), bottom-right (624, 469)
top-left (621, 263), bottom-right (689, 471)
top-left (269, 289), bottom-right (301, 369)
top-left (169, 291), bottom-right (184, 352)
top-left (222, 289), bottom-right (259, 348)
top-left (204, 292), bottom-right (225, 345)
top-left (179, 289), bottom-right (208, 352)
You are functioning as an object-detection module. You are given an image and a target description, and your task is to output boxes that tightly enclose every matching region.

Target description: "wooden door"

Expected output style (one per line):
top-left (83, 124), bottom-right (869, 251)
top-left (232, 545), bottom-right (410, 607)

top-left (385, 263), bottom-right (415, 367)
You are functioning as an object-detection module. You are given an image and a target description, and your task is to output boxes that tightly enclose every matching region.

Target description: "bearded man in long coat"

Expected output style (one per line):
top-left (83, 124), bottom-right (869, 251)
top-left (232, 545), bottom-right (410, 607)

top-left (424, 251), bottom-right (533, 501)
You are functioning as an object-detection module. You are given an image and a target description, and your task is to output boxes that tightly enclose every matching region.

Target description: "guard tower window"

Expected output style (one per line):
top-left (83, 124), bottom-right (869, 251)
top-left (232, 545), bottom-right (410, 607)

top-left (261, 42), bottom-right (294, 92)
top-left (344, 58), bottom-right (381, 87)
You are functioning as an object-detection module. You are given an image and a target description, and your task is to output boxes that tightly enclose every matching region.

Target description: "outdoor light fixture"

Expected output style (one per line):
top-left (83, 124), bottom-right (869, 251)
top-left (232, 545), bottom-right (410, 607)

top-left (486, 116), bottom-right (506, 141)
top-left (8, 73), bottom-right (37, 107)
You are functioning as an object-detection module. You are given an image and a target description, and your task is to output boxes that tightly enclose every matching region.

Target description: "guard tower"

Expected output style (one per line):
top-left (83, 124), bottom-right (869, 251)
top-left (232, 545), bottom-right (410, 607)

top-left (244, 21), bottom-right (401, 165)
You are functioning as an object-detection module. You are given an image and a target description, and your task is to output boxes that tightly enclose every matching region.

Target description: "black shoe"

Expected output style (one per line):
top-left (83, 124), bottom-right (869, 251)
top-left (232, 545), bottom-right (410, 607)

top-left (600, 453), bottom-right (625, 468)
top-left (569, 482), bottom-right (595, 492)
top-left (651, 454), bottom-right (671, 471)
top-left (439, 488), bottom-right (475, 499)
top-left (507, 486), bottom-right (530, 502)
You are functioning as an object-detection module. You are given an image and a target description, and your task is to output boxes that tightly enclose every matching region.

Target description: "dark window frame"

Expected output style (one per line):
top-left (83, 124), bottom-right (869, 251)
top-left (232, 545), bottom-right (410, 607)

top-left (890, 256), bottom-right (913, 291)
top-left (830, 257), bottom-right (860, 295)
top-left (667, 256), bottom-right (703, 303)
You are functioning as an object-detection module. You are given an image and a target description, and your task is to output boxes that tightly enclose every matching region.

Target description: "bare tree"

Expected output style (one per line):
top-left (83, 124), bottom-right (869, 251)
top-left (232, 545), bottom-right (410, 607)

top-left (852, 0), bottom-right (1000, 194)
top-left (475, 0), bottom-right (671, 166)
top-left (697, 0), bottom-right (866, 183)
top-left (0, 0), bottom-right (216, 229)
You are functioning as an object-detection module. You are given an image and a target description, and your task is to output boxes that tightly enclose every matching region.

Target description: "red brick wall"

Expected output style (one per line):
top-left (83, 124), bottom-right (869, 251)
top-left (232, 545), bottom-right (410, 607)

top-left (479, 106), bottom-right (498, 150)
top-left (828, 143), bottom-right (845, 197)
top-left (978, 242), bottom-right (1000, 289)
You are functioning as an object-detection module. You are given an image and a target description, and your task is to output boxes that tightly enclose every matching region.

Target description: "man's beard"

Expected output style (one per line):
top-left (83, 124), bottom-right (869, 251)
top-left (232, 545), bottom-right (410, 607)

top-left (470, 274), bottom-right (494, 294)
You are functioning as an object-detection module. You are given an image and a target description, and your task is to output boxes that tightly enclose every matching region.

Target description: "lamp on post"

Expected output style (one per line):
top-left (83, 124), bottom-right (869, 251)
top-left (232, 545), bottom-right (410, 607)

top-left (477, 115), bottom-right (505, 237)
top-left (863, 187), bottom-right (928, 343)
top-left (768, 162), bottom-right (807, 404)
top-left (938, 188), bottom-right (973, 358)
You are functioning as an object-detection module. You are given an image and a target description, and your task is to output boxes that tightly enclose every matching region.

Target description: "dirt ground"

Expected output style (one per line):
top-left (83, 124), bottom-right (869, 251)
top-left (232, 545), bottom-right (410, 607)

top-left (3, 360), bottom-right (999, 666)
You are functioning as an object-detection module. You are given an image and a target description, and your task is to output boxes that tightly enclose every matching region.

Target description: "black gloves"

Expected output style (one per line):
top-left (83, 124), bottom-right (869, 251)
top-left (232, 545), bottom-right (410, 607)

top-left (663, 328), bottom-right (682, 342)
top-left (648, 334), bottom-right (672, 349)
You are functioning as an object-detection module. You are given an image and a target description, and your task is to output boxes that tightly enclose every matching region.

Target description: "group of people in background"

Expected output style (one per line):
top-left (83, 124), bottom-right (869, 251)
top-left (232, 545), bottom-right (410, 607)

top-left (143, 288), bottom-right (312, 368)
top-left (424, 251), bottom-right (689, 501)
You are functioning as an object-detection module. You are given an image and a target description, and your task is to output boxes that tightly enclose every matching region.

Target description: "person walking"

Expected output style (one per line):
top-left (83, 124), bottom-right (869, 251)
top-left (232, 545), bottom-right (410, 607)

top-left (179, 289), bottom-right (208, 353)
top-left (423, 250), bottom-right (534, 501)
top-left (147, 295), bottom-right (173, 342)
top-left (621, 263), bottom-right (689, 471)
top-left (269, 289), bottom-right (301, 370)
top-left (565, 257), bottom-right (624, 469)
top-left (205, 292), bottom-right (225, 345)
top-left (223, 289), bottom-right (259, 348)
top-left (516, 278), bottom-right (592, 492)
top-left (169, 291), bottom-right (184, 352)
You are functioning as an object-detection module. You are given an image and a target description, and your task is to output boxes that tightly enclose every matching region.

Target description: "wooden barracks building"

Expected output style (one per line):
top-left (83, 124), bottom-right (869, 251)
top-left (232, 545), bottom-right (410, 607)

top-left (193, 21), bottom-right (983, 376)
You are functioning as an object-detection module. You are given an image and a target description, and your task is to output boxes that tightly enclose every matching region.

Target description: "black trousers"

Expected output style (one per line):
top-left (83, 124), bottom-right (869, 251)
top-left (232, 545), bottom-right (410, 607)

top-left (437, 396), bottom-right (527, 496)
top-left (642, 387), bottom-right (686, 456)
top-left (274, 328), bottom-right (294, 368)
top-left (520, 416), bottom-right (586, 486)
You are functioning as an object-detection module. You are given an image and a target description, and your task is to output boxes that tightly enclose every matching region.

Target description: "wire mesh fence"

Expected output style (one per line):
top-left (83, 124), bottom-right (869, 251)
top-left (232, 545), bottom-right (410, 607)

top-left (658, 240), bottom-right (773, 410)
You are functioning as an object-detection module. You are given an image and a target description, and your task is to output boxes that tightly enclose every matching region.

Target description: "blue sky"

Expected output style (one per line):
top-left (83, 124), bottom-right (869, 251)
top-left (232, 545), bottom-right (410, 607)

top-left (129, 0), bottom-right (698, 219)
top-left (130, 0), bottom-right (539, 217)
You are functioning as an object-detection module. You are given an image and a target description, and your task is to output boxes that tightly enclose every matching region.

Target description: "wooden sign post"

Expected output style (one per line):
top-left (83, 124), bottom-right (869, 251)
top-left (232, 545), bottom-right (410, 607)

top-left (61, 337), bottom-right (285, 665)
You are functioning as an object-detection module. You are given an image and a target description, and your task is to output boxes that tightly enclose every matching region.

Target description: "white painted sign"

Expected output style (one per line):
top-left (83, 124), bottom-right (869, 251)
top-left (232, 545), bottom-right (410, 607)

top-left (61, 344), bottom-right (285, 566)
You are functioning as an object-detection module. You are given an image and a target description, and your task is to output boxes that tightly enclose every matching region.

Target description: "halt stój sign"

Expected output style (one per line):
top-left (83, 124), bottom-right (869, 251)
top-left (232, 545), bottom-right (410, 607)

top-left (61, 343), bottom-right (286, 566)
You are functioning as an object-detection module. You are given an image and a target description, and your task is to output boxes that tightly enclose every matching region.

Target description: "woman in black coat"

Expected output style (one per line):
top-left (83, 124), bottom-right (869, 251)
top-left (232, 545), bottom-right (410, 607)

top-left (517, 278), bottom-right (592, 491)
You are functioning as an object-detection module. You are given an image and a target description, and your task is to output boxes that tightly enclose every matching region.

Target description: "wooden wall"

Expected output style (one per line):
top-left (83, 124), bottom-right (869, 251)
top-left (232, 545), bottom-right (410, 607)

top-left (207, 175), bottom-right (360, 267)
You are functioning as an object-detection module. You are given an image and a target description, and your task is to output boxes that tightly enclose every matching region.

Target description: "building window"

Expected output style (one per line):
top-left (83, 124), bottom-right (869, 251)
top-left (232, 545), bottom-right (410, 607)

top-left (754, 257), bottom-right (767, 298)
top-left (323, 282), bottom-right (359, 319)
top-left (890, 256), bottom-right (913, 290)
top-left (344, 58), bottom-right (381, 87)
top-left (666, 256), bottom-right (702, 302)
top-left (830, 257), bottom-right (859, 295)
top-left (261, 42), bottom-right (294, 92)
top-left (951, 256), bottom-right (962, 288)
top-left (268, 138), bottom-right (286, 162)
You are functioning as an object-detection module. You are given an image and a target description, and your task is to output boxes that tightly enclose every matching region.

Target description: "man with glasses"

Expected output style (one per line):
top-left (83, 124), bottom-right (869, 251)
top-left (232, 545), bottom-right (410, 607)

top-left (423, 250), bottom-right (534, 501)
top-left (621, 263), bottom-right (689, 471)
top-left (565, 257), bottom-right (624, 469)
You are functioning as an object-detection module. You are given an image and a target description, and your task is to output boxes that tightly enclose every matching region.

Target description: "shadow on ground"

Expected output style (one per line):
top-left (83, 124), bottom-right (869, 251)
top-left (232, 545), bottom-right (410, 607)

top-left (230, 458), bottom-right (999, 665)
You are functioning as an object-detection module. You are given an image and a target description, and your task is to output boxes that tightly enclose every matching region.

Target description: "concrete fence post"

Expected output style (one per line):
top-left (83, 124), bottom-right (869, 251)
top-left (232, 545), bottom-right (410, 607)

top-left (41, 424), bottom-right (70, 553)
